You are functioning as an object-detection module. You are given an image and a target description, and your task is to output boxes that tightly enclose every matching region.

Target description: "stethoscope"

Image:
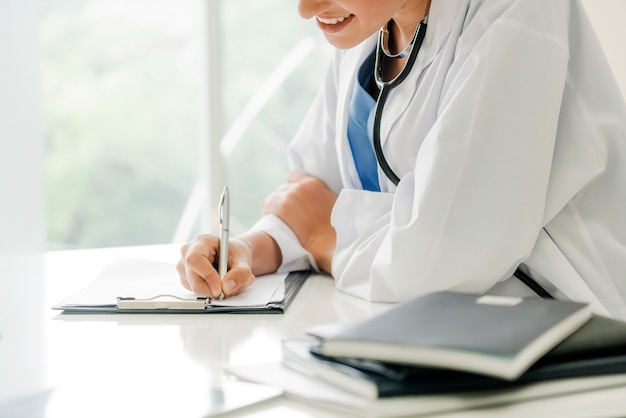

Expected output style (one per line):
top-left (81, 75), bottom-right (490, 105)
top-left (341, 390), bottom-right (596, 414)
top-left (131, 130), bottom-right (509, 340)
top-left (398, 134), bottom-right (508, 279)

top-left (372, 15), bottom-right (428, 186)
top-left (372, 15), bottom-right (553, 298)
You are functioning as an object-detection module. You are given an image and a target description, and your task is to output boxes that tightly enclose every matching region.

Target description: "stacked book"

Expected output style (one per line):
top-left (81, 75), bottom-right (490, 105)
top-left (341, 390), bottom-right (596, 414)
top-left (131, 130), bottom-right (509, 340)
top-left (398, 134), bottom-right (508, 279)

top-left (281, 292), bottom-right (626, 400)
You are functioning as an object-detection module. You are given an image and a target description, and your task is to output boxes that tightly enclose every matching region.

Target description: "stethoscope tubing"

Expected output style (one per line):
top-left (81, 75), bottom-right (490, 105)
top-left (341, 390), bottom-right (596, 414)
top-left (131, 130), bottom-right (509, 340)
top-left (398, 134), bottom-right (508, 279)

top-left (372, 86), bottom-right (399, 185)
top-left (372, 19), bottom-right (428, 186)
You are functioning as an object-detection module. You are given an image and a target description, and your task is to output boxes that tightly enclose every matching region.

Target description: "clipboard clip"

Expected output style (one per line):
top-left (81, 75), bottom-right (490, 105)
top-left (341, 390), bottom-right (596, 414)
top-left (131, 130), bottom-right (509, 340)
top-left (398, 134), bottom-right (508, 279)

top-left (117, 294), bottom-right (211, 310)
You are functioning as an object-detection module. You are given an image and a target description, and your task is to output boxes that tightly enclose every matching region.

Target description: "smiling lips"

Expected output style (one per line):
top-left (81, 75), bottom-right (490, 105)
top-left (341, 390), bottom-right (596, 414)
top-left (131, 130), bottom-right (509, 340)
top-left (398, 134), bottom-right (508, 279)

top-left (317, 15), bottom-right (351, 25)
top-left (315, 14), bottom-right (353, 34)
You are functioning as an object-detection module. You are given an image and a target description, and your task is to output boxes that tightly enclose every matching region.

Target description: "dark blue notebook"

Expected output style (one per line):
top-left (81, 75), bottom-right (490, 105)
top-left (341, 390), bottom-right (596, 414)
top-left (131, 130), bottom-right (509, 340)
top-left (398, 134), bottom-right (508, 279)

top-left (307, 292), bottom-right (592, 380)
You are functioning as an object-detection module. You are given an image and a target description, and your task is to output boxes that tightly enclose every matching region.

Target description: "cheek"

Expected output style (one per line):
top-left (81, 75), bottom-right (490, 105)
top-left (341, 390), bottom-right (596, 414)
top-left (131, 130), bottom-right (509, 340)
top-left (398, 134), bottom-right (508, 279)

top-left (356, 0), bottom-right (403, 29)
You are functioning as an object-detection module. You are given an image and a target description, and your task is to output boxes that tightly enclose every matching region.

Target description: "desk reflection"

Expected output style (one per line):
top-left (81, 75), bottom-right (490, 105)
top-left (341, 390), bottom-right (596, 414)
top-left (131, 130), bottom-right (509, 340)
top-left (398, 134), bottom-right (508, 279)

top-left (0, 253), bottom-right (47, 415)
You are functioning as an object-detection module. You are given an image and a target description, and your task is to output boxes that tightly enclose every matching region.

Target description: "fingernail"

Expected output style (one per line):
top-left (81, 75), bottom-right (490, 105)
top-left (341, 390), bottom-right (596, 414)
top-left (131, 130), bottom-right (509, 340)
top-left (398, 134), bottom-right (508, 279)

top-left (209, 281), bottom-right (222, 297)
top-left (223, 280), bottom-right (235, 293)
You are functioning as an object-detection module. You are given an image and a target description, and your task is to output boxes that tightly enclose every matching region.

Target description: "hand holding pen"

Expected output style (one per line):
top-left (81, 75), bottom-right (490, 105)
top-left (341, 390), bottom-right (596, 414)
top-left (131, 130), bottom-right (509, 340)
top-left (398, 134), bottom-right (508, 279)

top-left (177, 186), bottom-right (280, 299)
top-left (175, 187), bottom-right (232, 299)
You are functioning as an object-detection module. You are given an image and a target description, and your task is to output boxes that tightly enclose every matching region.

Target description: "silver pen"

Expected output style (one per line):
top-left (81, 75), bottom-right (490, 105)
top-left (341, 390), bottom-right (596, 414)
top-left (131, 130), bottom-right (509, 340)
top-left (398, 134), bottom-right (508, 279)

top-left (218, 186), bottom-right (230, 301)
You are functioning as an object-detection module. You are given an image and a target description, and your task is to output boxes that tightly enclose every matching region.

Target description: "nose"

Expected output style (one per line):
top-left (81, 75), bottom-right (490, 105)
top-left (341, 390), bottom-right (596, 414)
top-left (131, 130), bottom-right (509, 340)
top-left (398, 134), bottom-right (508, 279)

top-left (297, 0), bottom-right (326, 20)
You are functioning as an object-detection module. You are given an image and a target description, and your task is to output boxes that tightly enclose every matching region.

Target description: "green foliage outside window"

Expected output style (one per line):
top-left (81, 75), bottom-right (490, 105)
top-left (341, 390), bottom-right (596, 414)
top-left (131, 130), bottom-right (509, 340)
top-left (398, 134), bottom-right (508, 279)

top-left (42, 0), bottom-right (327, 249)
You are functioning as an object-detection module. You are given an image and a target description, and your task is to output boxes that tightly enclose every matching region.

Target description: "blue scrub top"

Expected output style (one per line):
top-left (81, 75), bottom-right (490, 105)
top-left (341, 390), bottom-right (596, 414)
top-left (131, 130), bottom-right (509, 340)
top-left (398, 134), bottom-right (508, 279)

top-left (347, 49), bottom-right (380, 192)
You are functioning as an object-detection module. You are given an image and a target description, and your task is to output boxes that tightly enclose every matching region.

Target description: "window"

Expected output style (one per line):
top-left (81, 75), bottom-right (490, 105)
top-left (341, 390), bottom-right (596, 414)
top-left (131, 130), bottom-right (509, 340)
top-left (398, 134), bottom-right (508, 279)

top-left (42, 0), bottom-right (328, 250)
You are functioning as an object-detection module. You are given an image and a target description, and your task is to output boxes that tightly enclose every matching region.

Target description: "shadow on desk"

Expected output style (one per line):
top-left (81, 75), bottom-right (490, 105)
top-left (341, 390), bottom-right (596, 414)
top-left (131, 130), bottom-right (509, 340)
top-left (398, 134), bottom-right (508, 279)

top-left (0, 388), bottom-right (53, 418)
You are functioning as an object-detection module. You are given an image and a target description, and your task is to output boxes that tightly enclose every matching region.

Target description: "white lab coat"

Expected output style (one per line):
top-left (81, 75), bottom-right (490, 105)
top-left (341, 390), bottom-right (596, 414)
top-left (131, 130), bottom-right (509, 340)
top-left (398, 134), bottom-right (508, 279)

top-left (252, 0), bottom-right (626, 320)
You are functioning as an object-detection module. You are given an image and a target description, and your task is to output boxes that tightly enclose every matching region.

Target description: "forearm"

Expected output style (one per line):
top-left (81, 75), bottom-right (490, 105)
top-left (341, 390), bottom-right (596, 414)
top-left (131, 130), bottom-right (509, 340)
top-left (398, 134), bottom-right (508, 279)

top-left (232, 230), bottom-right (282, 276)
top-left (260, 172), bottom-right (338, 274)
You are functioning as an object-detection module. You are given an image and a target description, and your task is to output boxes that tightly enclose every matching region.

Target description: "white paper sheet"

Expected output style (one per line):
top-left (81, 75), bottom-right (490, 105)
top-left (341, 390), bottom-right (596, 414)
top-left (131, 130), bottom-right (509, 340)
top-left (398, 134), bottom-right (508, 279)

top-left (57, 257), bottom-right (286, 308)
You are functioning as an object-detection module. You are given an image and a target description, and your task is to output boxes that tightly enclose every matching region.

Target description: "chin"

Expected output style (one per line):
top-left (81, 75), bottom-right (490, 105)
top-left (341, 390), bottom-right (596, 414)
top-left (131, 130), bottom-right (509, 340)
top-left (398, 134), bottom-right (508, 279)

top-left (323, 35), bottom-right (362, 50)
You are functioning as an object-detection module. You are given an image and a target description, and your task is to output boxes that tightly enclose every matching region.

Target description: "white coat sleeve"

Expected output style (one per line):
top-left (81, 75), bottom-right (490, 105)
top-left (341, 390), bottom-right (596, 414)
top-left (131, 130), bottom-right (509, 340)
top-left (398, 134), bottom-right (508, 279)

top-left (332, 19), bottom-right (571, 301)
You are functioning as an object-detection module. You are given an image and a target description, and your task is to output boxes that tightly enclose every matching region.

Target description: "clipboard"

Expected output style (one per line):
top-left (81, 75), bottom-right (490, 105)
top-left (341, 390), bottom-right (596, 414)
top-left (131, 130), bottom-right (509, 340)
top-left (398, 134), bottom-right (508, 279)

top-left (53, 257), bottom-right (310, 314)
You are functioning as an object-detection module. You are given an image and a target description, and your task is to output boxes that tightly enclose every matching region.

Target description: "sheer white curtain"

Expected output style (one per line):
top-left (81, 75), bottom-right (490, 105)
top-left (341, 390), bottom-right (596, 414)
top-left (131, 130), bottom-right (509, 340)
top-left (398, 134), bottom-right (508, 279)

top-left (0, 0), bottom-right (44, 253)
top-left (0, 0), bottom-right (46, 406)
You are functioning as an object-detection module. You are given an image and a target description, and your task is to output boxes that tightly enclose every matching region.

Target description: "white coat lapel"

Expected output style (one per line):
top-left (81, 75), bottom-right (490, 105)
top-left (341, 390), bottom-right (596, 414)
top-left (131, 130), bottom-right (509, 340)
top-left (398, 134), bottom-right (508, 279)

top-left (377, 0), bottom-right (468, 154)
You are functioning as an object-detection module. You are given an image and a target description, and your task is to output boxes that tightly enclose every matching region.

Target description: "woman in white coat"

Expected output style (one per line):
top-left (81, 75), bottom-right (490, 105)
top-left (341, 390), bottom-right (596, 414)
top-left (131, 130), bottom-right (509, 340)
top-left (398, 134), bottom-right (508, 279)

top-left (178, 0), bottom-right (626, 320)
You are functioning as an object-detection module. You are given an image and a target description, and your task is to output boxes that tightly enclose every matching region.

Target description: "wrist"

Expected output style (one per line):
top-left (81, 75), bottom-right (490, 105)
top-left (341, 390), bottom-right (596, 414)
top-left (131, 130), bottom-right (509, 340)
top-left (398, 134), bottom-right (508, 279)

top-left (233, 231), bottom-right (282, 276)
top-left (306, 231), bottom-right (335, 274)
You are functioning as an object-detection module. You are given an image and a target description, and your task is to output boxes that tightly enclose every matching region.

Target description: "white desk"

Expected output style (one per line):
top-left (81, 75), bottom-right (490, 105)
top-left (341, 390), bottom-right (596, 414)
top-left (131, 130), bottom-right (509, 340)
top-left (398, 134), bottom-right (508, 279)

top-left (1, 245), bottom-right (626, 418)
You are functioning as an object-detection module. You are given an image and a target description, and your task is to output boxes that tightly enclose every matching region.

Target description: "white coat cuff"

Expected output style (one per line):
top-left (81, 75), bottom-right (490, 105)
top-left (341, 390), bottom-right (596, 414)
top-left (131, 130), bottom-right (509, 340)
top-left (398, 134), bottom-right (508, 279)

top-left (250, 214), bottom-right (319, 273)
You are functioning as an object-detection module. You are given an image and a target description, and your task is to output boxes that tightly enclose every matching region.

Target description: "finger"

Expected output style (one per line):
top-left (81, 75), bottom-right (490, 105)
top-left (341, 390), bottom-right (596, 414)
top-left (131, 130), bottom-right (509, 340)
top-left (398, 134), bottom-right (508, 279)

top-left (261, 190), bottom-right (281, 215)
top-left (221, 266), bottom-right (255, 297)
top-left (287, 171), bottom-right (308, 183)
top-left (261, 180), bottom-right (296, 215)
top-left (184, 243), bottom-right (222, 298)
top-left (176, 259), bottom-right (192, 292)
top-left (177, 242), bottom-right (194, 291)
top-left (261, 196), bottom-right (278, 215)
